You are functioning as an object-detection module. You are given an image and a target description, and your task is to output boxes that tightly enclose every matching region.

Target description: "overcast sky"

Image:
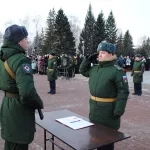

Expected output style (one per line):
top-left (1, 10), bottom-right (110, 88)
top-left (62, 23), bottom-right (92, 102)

top-left (0, 0), bottom-right (149, 46)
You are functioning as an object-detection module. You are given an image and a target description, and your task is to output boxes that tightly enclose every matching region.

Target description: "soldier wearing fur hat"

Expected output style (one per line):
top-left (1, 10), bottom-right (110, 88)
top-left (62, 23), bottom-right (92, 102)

top-left (131, 54), bottom-right (145, 96)
top-left (0, 24), bottom-right (44, 150)
top-left (47, 52), bottom-right (57, 94)
top-left (79, 41), bottom-right (129, 150)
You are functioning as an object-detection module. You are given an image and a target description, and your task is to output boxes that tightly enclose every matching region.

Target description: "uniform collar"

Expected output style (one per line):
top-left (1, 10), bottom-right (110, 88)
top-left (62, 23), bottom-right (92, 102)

top-left (99, 60), bottom-right (117, 67)
top-left (0, 40), bottom-right (25, 61)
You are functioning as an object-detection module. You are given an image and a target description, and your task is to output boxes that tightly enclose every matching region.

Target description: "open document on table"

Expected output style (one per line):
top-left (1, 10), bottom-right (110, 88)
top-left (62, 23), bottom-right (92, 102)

top-left (56, 116), bottom-right (94, 130)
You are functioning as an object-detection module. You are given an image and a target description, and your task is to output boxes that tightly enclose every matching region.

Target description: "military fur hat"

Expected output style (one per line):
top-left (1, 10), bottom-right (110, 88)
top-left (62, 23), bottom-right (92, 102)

top-left (135, 54), bottom-right (142, 58)
top-left (97, 41), bottom-right (116, 54)
top-left (49, 52), bottom-right (55, 56)
top-left (4, 24), bottom-right (28, 43)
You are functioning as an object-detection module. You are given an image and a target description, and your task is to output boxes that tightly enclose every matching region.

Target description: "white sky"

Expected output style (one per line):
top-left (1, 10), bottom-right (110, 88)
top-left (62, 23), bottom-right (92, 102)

top-left (0, 0), bottom-right (150, 46)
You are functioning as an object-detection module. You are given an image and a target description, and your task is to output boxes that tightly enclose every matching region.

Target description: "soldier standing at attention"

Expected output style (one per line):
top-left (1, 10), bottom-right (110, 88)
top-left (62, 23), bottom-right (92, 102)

top-left (131, 54), bottom-right (145, 96)
top-left (47, 53), bottom-right (57, 94)
top-left (79, 41), bottom-right (129, 150)
top-left (0, 24), bottom-right (44, 150)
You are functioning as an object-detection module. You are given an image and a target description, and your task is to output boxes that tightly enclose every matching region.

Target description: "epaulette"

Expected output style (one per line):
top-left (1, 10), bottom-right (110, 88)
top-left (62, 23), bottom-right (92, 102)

top-left (114, 64), bottom-right (122, 70)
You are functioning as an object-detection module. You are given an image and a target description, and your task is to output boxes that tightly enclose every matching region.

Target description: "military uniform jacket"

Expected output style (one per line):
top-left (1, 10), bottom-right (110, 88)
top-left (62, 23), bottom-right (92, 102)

top-left (47, 57), bottom-right (57, 81)
top-left (131, 60), bottom-right (144, 83)
top-left (0, 60), bottom-right (2, 88)
top-left (79, 57), bottom-right (129, 130)
top-left (0, 40), bottom-right (44, 144)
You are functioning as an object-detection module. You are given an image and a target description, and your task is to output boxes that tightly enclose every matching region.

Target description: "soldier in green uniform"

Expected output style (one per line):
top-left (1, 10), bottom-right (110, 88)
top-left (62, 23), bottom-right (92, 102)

top-left (0, 25), bottom-right (44, 150)
top-left (131, 54), bottom-right (144, 96)
top-left (47, 53), bottom-right (57, 94)
top-left (79, 41), bottom-right (129, 150)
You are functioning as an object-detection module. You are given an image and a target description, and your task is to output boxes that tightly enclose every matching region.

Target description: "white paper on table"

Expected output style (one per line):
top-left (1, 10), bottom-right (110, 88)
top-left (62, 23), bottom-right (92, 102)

top-left (56, 116), bottom-right (94, 130)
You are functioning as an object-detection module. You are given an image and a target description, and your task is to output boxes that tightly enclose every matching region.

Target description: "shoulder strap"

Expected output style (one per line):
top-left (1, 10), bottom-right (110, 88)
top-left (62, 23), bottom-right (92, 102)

top-left (4, 60), bottom-right (16, 80)
top-left (114, 64), bottom-right (123, 71)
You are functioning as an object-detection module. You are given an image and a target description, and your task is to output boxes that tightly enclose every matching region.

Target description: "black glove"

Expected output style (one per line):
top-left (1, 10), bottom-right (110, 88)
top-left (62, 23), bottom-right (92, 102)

top-left (113, 114), bottom-right (120, 120)
top-left (87, 53), bottom-right (98, 62)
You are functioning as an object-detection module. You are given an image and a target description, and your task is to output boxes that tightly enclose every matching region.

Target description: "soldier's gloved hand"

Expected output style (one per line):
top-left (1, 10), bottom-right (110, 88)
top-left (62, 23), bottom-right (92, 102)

top-left (87, 53), bottom-right (98, 62)
top-left (113, 114), bottom-right (120, 119)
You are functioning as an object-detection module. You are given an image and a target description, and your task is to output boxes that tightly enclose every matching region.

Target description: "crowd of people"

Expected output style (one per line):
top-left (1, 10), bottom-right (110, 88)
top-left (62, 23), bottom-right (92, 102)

top-left (118, 55), bottom-right (150, 71)
top-left (29, 53), bottom-right (150, 78)
top-left (29, 53), bottom-right (84, 77)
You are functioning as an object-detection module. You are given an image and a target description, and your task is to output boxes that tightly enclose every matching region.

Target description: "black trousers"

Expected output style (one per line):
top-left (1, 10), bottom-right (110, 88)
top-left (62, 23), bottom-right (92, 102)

top-left (134, 83), bottom-right (142, 95)
top-left (97, 144), bottom-right (114, 150)
top-left (4, 141), bottom-right (28, 150)
top-left (49, 80), bottom-right (56, 93)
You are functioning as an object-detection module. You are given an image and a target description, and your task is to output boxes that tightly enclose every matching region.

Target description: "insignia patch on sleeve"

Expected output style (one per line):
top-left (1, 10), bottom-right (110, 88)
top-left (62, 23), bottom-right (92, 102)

top-left (123, 76), bottom-right (128, 83)
top-left (22, 64), bottom-right (31, 73)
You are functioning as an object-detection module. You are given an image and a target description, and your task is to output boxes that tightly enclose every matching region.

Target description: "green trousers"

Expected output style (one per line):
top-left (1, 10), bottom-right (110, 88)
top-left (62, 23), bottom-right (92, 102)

top-left (4, 141), bottom-right (28, 150)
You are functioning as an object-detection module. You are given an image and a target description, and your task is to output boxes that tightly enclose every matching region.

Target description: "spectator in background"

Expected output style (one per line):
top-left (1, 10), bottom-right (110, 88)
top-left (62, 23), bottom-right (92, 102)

top-left (118, 55), bottom-right (125, 68)
top-left (31, 58), bottom-right (37, 74)
top-left (125, 56), bottom-right (131, 72)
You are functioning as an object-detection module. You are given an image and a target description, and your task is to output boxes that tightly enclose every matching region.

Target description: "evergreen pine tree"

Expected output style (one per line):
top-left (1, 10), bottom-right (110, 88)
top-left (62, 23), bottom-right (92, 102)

top-left (55, 9), bottom-right (75, 55)
top-left (33, 28), bottom-right (45, 55)
top-left (105, 11), bottom-right (117, 44)
top-left (33, 32), bottom-right (40, 54)
top-left (145, 37), bottom-right (150, 56)
top-left (68, 16), bottom-right (81, 55)
top-left (116, 32), bottom-right (124, 56)
top-left (78, 31), bottom-right (85, 56)
top-left (78, 4), bottom-right (95, 55)
top-left (44, 8), bottom-right (56, 54)
top-left (123, 30), bottom-right (134, 56)
top-left (39, 28), bottom-right (45, 54)
top-left (93, 11), bottom-right (106, 51)
top-left (138, 37), bottom-right (150, 57)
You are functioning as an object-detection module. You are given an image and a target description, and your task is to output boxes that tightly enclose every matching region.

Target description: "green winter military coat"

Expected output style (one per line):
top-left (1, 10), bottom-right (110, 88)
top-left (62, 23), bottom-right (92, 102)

top-left (47, 57), bottom-right (57, 81)
top-left (79, 57), bottom-right (129, 130)
top-left (0, 40), bottom-right (44, 144)
top-left (0, 60), bottom-right (2, 89)
top-left (131, 60), bottom-right (144, 83)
